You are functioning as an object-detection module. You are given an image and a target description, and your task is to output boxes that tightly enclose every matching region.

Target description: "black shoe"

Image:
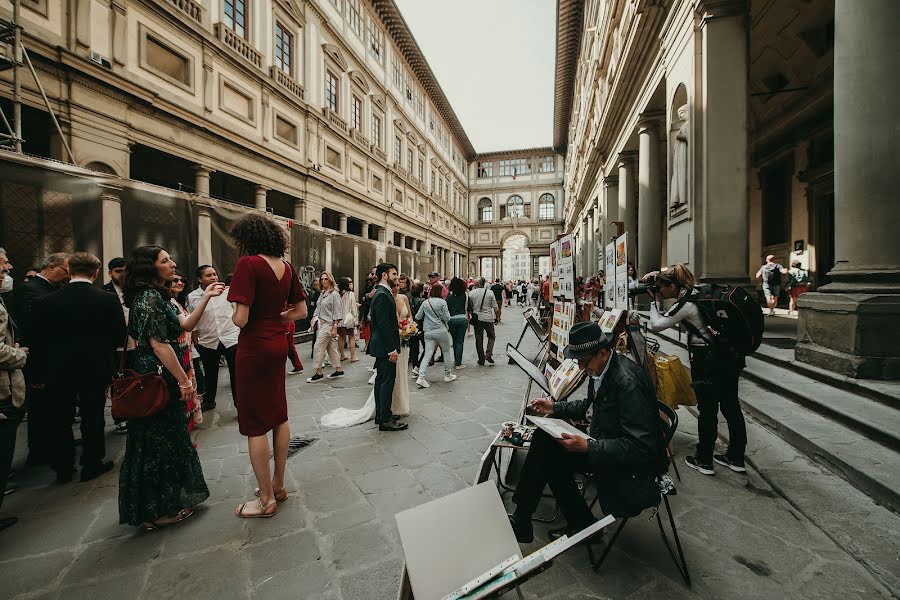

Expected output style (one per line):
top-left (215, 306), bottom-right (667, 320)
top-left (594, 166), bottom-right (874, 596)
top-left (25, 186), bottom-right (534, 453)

top-left (379, 421), bottom-right (408, 432)
top-left (306, 373), bottom-right (324, 383)
top-left (485, 357), bottom-right (495, 366)
top-left (200, 402), bottom-right (217, 412)
top-left (115, 422), bottom-right (128, 434)
top-left (508, 513), bottom-right (534, 544)
top-left (685, 455), bottom-right (715, 475)
top-left (477, 360), bottom-right (485, 366)
top-left (328, 371), bottom-right (345, 378)
top-left (80, 461), bottom-right (114, 482)
top-left (0, 516), bottom-right (17, 533)
top-left (713, 454), bottom-right (747, 473)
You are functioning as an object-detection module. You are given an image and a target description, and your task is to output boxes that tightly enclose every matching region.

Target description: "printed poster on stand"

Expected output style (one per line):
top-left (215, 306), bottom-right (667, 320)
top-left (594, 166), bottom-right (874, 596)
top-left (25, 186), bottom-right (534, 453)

top-left (614, 233), bottom-right (628, 310)
top-left (604, 242), bottom-right (615, 308)
top-left (550, 240), bottom-right (561, 297)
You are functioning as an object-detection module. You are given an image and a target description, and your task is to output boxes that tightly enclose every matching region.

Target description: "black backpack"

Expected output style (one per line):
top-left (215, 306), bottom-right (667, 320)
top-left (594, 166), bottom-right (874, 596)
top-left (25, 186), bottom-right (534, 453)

top-left (672, 283), bottom-right (764, 357)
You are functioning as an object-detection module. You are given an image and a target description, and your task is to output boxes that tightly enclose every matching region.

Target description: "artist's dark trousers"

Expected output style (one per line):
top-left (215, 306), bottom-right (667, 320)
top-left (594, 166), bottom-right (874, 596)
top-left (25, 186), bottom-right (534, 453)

top-left (690, 346), bottom-right (746, 463)
top-left (26, 386), bottom-right (51, 464)
top-left (373, 357), bottom-right (397, 424)
top-left (473, 321), bottom-right (496, 361)
top-left (196, 342), bottom-right (238, 406)
top-left (47, 381), bottom-right (107, 473)
top-left (512, 429), bottom-right (595, 530)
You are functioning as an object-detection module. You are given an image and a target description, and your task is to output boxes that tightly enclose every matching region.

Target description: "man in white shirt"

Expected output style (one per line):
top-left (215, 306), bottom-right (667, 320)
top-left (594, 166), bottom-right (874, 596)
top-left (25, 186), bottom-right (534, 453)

top-left (187, 265), bottom-right (240, 411)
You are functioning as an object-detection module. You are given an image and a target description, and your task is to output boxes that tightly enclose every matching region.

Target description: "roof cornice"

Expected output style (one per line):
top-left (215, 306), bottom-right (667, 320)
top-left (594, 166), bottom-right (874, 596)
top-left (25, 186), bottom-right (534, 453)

top-left (370, 0), bottom-right (476, 159)
top-left (474, 146), bottom-right (558, 160)
top-left (553, 0), bottom-right (584, 152)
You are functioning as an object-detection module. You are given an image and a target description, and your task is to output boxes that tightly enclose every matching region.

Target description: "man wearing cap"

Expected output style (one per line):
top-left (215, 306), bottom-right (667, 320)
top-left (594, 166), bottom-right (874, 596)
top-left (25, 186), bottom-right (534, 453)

top-left (423, 272), bottom-right (447, 299)
top-left (508, 321), bottom-right (666, 543)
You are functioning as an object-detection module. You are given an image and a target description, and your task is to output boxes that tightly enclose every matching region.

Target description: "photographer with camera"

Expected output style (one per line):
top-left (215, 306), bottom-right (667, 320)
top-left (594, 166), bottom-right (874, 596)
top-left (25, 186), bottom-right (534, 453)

top-left (641, 264), bottom-right (748, 476)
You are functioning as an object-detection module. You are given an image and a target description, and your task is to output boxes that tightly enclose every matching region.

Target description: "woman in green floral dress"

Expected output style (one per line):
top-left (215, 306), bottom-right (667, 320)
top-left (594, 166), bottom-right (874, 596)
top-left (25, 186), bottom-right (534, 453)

top-left (119, 245), bottom-right (224, 531)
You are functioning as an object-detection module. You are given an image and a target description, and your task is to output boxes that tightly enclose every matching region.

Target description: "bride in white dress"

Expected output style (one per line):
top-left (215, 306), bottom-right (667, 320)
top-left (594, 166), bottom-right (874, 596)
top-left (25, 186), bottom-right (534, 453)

top-left (321, 286), bottom-right (411, 428)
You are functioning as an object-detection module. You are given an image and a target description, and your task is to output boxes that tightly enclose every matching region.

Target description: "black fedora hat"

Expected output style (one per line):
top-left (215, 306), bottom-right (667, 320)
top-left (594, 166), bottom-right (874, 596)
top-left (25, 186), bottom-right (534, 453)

top-left (563, 322), bottom-right (613, 360)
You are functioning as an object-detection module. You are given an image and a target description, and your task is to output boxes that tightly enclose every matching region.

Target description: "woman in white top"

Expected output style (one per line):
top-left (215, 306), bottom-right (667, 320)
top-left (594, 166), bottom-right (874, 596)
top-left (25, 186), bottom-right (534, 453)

top-left (307, 272), bottom-right (344, 382)
top-left (644, 264), bottom-right (747, 477)
top-left (337, 277), bottom-right (360, 363)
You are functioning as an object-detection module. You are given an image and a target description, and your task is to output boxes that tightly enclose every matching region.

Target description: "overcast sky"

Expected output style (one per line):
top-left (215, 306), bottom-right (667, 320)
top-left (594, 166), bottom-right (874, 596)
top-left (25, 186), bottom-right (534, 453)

top-left (392, 0), bottom-right (556, 153)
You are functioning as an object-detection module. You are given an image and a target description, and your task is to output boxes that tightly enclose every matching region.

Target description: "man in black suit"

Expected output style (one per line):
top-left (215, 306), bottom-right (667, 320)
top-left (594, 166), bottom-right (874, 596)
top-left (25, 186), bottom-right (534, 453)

top-left (14, 252), bottom-right (70, 466)
top-left (32, 253), bottom-right (126, 482)
top-left (368, 263), bottom-right (406, 432)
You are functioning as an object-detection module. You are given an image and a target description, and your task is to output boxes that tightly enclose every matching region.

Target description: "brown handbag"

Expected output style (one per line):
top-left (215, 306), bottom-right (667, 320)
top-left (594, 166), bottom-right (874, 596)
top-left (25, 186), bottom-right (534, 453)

top-left (106, 332), bottom-right (170, 420)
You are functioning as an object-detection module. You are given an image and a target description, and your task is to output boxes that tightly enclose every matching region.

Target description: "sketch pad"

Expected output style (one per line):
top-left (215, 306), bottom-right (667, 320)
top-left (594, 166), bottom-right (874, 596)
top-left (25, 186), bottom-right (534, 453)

top-left (396, 482), bottom-right (521, 600)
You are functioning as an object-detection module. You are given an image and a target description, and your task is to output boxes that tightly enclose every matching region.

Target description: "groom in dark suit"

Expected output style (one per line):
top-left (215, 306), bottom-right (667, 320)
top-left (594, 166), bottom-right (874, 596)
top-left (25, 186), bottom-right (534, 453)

top-left (368, 263), bottom-right (407, 431)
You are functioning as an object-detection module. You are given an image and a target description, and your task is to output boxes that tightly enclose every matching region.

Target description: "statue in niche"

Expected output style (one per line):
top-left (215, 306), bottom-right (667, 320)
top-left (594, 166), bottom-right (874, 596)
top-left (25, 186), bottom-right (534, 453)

top-left (670, 104), bottom-right (689, 213)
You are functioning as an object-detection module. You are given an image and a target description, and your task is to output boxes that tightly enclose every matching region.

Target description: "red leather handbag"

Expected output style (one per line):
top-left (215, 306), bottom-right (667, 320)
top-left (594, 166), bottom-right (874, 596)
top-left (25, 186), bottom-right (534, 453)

top-left (106, 333), bottom-right (170, 420)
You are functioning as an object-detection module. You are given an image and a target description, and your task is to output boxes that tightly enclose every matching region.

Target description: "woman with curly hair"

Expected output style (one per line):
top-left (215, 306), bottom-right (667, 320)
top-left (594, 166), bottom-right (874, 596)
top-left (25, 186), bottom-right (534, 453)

top-left (446, 277), bottom-right (469, 369)
top-left (228, 214), bottom-right (308, 518)
top-left (119, 246), bottom-right (224, 531)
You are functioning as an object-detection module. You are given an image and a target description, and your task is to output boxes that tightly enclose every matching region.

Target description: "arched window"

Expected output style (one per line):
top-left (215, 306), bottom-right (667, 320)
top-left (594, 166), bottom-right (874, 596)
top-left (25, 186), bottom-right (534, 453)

top-left (539, 193), bottom-right (555, 220)
top-left (504, 195), bottom-right (524, 219)
top-left (478, 197), bottom-right (493, 222)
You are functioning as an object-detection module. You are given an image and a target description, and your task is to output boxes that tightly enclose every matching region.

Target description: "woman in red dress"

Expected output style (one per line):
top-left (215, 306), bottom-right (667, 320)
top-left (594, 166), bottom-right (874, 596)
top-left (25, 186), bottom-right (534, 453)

top-left (228, 214), bottom-right (308, 518)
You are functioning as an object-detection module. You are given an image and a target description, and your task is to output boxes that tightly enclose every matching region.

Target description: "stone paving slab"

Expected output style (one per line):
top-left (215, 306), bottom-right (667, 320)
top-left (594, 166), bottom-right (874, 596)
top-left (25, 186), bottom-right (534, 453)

top-left (0, 308), bottom-right (896, 599)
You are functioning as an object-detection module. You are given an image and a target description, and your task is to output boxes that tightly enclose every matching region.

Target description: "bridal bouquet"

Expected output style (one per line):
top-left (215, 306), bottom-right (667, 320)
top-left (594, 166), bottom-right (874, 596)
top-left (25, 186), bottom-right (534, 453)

top-left (399, 318), bottom-right (419, 347)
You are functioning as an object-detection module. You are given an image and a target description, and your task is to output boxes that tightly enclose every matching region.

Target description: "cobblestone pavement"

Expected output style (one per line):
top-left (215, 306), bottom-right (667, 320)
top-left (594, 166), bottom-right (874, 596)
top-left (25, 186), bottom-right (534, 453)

top-left (0, 307), bottom-right (894, 599)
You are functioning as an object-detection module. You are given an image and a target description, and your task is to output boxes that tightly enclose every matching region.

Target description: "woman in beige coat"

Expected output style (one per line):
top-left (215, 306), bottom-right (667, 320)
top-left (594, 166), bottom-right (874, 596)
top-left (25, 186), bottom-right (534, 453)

top-left (0, 247), bottom-right (28, 532)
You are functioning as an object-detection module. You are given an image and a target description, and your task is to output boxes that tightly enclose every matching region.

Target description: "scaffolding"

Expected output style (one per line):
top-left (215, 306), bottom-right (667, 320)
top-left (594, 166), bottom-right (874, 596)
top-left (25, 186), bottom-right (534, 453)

top-left (0, 0), bottom-right (75, 162)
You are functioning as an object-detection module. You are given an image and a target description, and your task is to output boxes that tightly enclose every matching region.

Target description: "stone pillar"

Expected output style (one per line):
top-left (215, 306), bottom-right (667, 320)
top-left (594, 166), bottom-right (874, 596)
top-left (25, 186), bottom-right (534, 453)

top-left (399, 234), bottom-right (406, 249)
top-left (325, 235), bottom-right (333, 273)
top-left (603, 175), bottom-right (619, 241)
top-left (638, 114), bottom-right (663, 276)
top-left (796, 0), bottom-right (900, 379)
top-left (353, 242), bottom-right (360, 293)
top-left (618, 153), bottom-right (637, 262)
top-left (360, 220), bottom-right (369, 239)
top-left (197, 208), bottom-right (213, 266)
top-left (586, 211), bottom-right (594, 275)
top-left (377, 227), bottom-right (386, 243)
top-left (194, 165), bottom-right (212, 196)
top-left (696, 0), bottom-right (749, 283)
top-left (255, 185), bottom-right (267, 211)
top-left (338, 214), bottom-right (348, 234)
top-left (293, 199), bottom-right (304, 222)
top-left (100, 192), bottom-right (123, 283)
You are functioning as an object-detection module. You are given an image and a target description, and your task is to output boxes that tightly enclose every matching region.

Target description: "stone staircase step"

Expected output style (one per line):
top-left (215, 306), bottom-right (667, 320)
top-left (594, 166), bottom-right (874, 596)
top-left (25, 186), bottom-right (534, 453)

top-left (651, 333), bottom-right (900, 514)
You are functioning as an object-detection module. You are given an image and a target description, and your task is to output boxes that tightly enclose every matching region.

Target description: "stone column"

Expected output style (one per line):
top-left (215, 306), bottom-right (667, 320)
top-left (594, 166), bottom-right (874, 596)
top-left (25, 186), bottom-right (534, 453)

top-left (255, 185), bottom-right (267, 211)
top-left (618, 152), bottom-right (637, 261)
top-left (325, 235), bottom-right (333, 273)
top-left (603, 175), bottom-right (619, 241)
top-left (638, 114), bottom-right (663, 275)
top-left (696, 0), bottom-right (749, 283)
top-left (796, 0), bottom-right (900, 379)
top-left (360, 220), bottom-right (369, 240)
top-left (100, 192), bottom-right (123, 283)
top-left (399, 234), bottom-right (406, 249)
top-left (338, 214), bottom-right (348, 234)
top-left (377, 226), bottom-right (386, 243)
top-left (586, 211), bottom-right (594, 275)
top-left (194, 165), bottom-right (212, 196)
top-left (293, 199), bottom-right (305, 222)
top-left (197, 208), bottom-right (213, 266)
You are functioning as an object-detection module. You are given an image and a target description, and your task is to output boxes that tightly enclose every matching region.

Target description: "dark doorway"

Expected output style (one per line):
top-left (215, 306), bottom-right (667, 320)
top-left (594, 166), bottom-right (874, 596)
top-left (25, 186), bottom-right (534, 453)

top-left (813, 190), bottom-right (834, 287)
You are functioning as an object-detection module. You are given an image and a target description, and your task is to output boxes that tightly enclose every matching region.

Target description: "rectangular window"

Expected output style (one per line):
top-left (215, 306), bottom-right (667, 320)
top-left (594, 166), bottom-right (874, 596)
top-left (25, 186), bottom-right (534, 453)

top-left (392, 53), bottom-right (402, 89)
top-left (540, 156), bottom-right (554, 173)
top-left (418, 158), bottom-right (424, 181)
top-left (351, 95), bottom-right (362, 130)
top-left (372, 173), bottom-right (383, 192)
top-left (144, 35), bottom-right (191, 87)
top-left (499, 158), bottom-right (531, 177)
top-left (430, 169), bottom-right (435, 192)
top-left (367, 17), bottom-right (383, 63)
top-left (346, 0), bottom-right (362, 37)
top-left (224, 0), bottom-right (248, 39)
top-left (325, 70), bottom-right (338, 112)
top-left (405, 74), bottom-right (413, 103)
top-left (394, 135), bottom-right (402, 164)
top-left (761, 159), bottom-right (793, 245)
top-left (407, 148), bottom-right (414, 174)
top-left (395, 189), bottom-right (403, 205)
top-left (325, 146), bottom-right (342, 170)
top-left (438, 178), bottom-right (443, 198)
top-left (477, 161), bottom-right (493, 178)
top-left (371, 114), bottom-right (382, 146)
top-left (274, 22), bottom-right (292, 76)
top-left (415, 88), bottom-right (424, 119)
top-left (274, 114), bottom-right (297, 145)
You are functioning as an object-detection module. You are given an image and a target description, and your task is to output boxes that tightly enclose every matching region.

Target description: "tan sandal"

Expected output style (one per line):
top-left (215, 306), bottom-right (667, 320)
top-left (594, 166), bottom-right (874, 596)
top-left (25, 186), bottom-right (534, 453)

top-left (143, 508), bottom-right (194, 532)
top-left (254, 487), bottom-right (288, 502)
top-left (235, 498), bottom-right (277, 518)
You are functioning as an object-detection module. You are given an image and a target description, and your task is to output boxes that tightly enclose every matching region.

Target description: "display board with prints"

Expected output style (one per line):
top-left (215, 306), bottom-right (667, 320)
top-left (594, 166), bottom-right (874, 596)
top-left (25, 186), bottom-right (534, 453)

top-left (604, 242), bottom-right (616, 308)
top-left (614, 232), bottom-right (628, 310)
top-left (554, 234), bottom-right (575, 301)
top-left (550, 301), bottom-right (575, 362)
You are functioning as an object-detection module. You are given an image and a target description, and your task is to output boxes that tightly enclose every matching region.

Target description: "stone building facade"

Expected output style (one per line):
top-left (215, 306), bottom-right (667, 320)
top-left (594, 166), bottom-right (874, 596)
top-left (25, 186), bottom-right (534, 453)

top-left (467, 148), bottom-right (565, 281)
top-left (554, 0), bottom-right (899, 378)
top-left (0, 0), bottom-right (473, 280)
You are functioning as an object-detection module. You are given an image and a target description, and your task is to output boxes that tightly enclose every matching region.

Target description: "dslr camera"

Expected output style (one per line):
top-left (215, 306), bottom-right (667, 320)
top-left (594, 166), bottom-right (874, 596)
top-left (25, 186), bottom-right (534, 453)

top-left (629, 274), bottom-right (660, 297)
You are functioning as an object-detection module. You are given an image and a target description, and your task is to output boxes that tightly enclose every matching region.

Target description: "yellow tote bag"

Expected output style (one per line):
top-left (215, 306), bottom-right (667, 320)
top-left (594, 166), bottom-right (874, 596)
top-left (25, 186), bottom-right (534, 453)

top-left (655, 354), bottom-right (697, 408)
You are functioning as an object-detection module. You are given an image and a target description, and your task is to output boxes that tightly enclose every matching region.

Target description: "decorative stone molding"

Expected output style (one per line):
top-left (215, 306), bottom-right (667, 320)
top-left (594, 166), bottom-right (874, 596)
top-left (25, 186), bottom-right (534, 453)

top-left (322, 43), bottom-right (348, 71)
top-left (216, 23), bottom-right (263, 70)
top-left (371, 93), bottom-right (385, 110)
top-left (349, 70), bottom-right (370, 94)
top-left (270, 66), bottom-right (304, 101)
top-left (164, 0), bottom-right (203, 24)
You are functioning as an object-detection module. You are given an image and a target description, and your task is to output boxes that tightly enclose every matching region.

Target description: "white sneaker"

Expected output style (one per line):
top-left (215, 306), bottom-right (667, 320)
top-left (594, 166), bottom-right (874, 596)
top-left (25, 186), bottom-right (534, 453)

top-left (412, 366), bottom-right (420, 376)
top-left (416, 377), bottom-right (430, 388)
top-left (443, 373), bottom-right (458, 383)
